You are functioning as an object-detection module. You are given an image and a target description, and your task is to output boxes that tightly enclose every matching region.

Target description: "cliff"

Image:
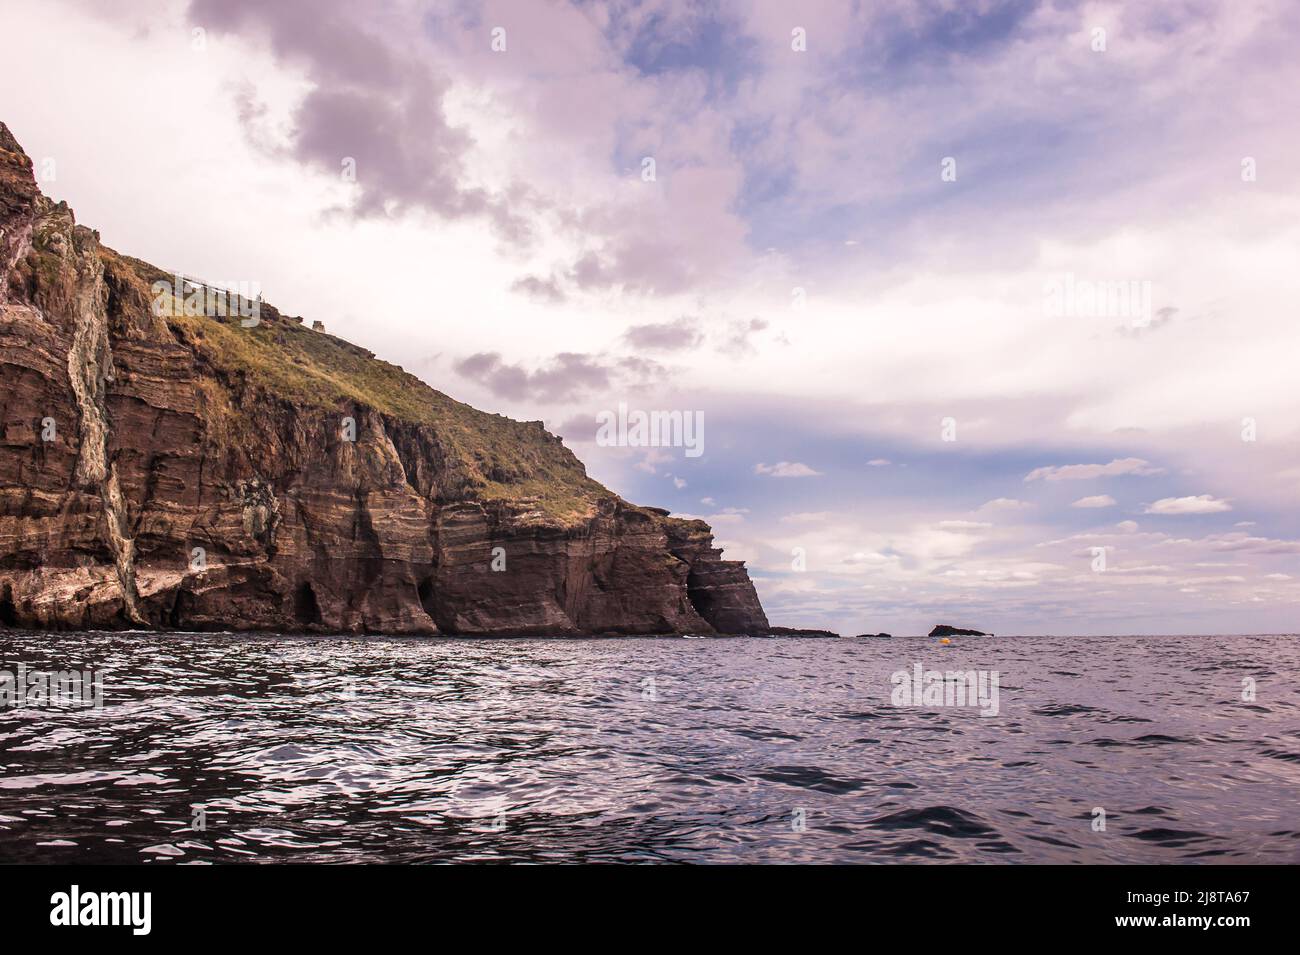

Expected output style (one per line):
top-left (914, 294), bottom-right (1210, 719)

top-left (0, 122), bottom-right (769, 636)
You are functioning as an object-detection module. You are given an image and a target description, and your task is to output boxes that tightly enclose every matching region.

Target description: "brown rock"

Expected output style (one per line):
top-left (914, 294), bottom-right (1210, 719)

top-left (0, 122), bottom-right (769, 636)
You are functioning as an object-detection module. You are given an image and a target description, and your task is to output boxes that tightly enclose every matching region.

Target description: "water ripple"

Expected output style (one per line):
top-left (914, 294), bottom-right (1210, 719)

top-left (1, 631), bottom-right (1297, 863)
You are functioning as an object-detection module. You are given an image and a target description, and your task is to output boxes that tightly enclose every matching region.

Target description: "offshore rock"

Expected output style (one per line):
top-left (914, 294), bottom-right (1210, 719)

top-left (765, 626), bottom-right (841, 639)
top-left (929, 624), bottom-right (989, 637)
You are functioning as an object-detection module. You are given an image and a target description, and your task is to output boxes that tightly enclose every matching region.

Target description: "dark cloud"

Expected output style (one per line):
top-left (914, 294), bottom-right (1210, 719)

top-left (568, 250), bottom-right (615, 289)
top-left (551, 413), bottom-right (600, 443)
top-left (453, 351), bottom-right (612, 403)
top-left (623, 317), bottom-right (703, 351)
top-left (561, 228), bottom-right (708, 296)
top-left (452, 349), bottom-right (666, 404)
top-left (615, 355), bottom-right (668, 380)
top-left (510, 274), bottom-right (566, 304)
top-left (189, 0), bottom-right (532, 238)
top-left (190, 0), bottom-right (400, 86)
top-left (190, 0), bottom-right (752, 289)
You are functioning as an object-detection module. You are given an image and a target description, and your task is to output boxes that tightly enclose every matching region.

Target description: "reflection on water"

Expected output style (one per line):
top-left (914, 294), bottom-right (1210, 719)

top-left (1, 631), bottom-right (1298, 863)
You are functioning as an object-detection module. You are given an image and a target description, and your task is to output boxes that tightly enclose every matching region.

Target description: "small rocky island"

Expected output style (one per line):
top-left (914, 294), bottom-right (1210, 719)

top-left (765, 626), bottom-right (841, 638)
top-left (929, 624), bottom-right (990, 637)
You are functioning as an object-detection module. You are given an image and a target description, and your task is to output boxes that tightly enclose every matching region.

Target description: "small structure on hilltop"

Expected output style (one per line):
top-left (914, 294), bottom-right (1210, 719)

top-left (312, 320), bottom-right (325, 332)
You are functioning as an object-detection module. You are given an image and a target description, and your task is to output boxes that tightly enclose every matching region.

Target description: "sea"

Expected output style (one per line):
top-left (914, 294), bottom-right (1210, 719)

top-left (1, 631), bottom-right (1297, 864)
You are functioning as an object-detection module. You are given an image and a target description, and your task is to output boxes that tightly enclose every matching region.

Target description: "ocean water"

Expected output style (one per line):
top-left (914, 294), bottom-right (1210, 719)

top-left (1, 631), bottom-right (1297, 864)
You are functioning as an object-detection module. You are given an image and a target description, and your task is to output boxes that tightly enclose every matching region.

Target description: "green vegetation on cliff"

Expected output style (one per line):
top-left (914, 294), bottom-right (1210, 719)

top-left (102, 250), bottom-right (610, 523)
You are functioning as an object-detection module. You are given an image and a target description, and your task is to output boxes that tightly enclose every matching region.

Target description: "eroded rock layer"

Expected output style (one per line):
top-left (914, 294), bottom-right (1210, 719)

top-left (0, 122), bottom-right (768, 636)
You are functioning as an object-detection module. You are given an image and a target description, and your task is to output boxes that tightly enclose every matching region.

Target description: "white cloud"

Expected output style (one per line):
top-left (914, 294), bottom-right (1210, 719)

top-left (634, 448), bottom-right (674, 474)
top-left (781, 512), bottom-right (832, 523)
top-left (978, 498), bottom-right (1033, 512)
top-left (1205, 533), bottom-right (1300, 554)
top-left (841, 551), bottom-right (896, 566)
top-left (1071, 495), bottom-right (1118, 508)
top-left (867, 458), bottom-right (891, 467)
top-left (755, 461), bottom-right (822, 478)
top-left (672, 508), bottom-right (745, 525)
top-left (1025, 458), bottom-right (1164, 482)
top-left (1145, 495), bottom-right (1232, 515)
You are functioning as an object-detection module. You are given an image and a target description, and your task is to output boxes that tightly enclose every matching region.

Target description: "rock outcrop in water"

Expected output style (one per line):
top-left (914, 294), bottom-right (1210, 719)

top-left (928, 624), bottom-right (989, 637)
top-left (0, 122), bottom-right (769, 636)
top-left (765, 626), bottom-right (840, 639)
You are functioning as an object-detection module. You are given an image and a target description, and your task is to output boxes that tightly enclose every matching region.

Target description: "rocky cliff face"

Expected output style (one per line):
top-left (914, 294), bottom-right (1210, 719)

top-left (0, 123), bottom-right (769, 636)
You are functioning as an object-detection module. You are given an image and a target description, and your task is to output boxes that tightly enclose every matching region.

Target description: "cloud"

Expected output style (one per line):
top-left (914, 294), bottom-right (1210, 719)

top-left (676, 506), bottom-right (746, 524)
top-left (1117, 305), bottom-right (1178, 338)
top-left (1025, 458), bottom-right (1165, 482)
top-left (1144, 495), bottom-right (1233, 515)
top-left (979, 498), bottom-right (1032, 512)
top-left (633, 448), bottom-right (674, 473)
top-left (453, 351), bottom-right (612, 403)
top-left (717, 318), bottom-right (769, 356)
top-left (842, 551), bottom-right (896, 566)
top-left (938, 520), bottom-right (992, 532)
top-left (1071, 495), bottom-right (1118, 508)
top-left (511, 275), bottom-right (565, 303)
top-left (190, 0), bottom-right (531, 235)
top-left (867, 458), bottom-right (891, 467)
top-left (1204, 533), bottom-right (1300, 554)
top-left (755, 461), bottom-right (821, 478)
top-left (781, 511), bottom-right (832, 523)
top-left (623, 317), bottom-right (702, 351)
top-left (706, 511), bottom-right (745, 524)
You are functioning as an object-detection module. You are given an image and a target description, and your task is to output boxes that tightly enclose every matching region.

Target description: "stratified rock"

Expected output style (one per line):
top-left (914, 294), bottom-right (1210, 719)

top-left (0, 122), bottom-right (769, 636)
top-left (929, 624), bottom-right (989, 637)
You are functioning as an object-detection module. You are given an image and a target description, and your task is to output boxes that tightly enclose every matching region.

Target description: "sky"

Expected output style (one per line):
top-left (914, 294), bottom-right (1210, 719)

top-left (2, 0), bottom-right (1298, 635)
